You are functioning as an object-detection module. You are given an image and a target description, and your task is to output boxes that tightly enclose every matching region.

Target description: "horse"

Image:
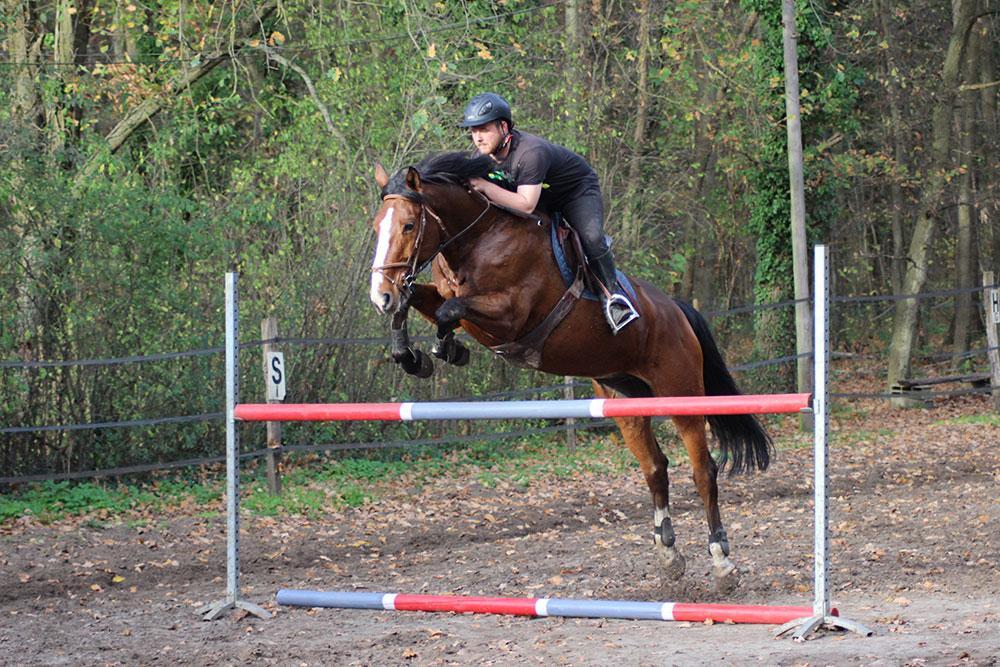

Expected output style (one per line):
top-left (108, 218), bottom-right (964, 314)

top-left (367, 151), bottom-right (772, 592)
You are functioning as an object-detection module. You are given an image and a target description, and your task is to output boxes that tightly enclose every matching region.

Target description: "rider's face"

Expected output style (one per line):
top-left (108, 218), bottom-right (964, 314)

top-left (470, 121), bottom-right (507, 156)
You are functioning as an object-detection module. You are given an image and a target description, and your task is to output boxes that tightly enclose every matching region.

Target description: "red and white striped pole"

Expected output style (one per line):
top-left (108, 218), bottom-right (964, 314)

top-left (234, 393), bottom-right (812, 423)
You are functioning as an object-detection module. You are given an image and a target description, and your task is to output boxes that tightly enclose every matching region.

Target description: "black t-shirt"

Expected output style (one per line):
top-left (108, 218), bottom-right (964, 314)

top-left (488, 131), bottom-right (600, 212)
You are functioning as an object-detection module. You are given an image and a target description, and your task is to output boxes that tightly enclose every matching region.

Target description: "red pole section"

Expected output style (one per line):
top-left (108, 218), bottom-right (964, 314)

top-left (233, 403), bottom-right (403, 422)
top-left (393, 594), bottom-right (538, 616)
top-left (601, 393), bottom-right (812, 418)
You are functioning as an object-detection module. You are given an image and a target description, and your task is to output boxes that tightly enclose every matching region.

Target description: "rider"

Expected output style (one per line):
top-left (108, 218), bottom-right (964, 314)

top-left (458, 92), bottom-right (639, 334)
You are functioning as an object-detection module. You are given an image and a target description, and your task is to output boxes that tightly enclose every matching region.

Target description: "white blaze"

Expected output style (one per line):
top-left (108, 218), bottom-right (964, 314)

top-left (370, 207), bottom-right (395, 308)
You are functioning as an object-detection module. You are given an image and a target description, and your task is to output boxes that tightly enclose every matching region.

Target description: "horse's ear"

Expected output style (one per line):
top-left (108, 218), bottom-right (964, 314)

top-left (375, 162), bottom-right (389, 189)
top-left (405, 167), bottom-right (422, 192)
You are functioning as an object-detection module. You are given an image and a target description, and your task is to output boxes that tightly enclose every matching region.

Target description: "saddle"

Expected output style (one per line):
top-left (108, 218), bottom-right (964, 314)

top-left (489, 215), bottom-right (639, 369)
top-left (549, 215), bottom-right (640, 303)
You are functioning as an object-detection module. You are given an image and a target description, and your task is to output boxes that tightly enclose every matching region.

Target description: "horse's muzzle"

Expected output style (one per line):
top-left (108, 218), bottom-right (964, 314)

top-left (372, 291), bottom-right (394, 314)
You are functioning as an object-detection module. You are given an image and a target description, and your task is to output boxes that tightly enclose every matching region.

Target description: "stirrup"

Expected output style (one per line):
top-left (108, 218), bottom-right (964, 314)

top-left (603, 293), bottom-right (639, 334)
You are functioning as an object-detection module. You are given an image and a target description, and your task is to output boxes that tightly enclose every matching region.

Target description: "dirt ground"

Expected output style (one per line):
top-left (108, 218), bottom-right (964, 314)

top-left (2, 395), bottom-right (998, 666)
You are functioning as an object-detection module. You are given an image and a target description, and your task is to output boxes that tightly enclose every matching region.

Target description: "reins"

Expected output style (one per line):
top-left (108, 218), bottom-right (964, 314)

top-left (372, 189), bottom-right (493, 294)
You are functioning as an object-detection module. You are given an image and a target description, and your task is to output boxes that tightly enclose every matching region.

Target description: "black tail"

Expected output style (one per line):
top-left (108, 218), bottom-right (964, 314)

top-left (675, 299), bottom-right (774, 475)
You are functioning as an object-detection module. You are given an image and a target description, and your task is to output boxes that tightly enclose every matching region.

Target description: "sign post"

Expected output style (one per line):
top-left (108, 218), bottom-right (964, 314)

top-left (262, 317), bottom-right (284, 494)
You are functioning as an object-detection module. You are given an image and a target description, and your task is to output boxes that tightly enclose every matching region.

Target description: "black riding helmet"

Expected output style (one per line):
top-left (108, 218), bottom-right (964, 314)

top-left (458, 92), bottom-right (513, 128)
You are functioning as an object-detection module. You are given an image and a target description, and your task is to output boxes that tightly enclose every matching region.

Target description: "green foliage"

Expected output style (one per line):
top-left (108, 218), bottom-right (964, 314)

top-left (0, 478), bottom-right (220, 522)
top-left (0, 0), bottom-right (972, 482)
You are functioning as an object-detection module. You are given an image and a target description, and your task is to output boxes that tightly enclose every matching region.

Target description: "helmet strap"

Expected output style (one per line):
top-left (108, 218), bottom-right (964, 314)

top-left (495, 120), bottom-right (512, 155)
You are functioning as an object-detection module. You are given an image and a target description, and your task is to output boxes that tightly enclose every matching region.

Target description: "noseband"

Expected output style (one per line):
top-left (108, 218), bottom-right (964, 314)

top-left (371, 191), bottom-right (493, 297)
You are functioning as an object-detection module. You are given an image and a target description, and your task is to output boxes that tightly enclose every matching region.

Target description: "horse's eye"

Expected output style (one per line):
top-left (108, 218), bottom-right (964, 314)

top-left (402, 222), bottom-right (415, 233)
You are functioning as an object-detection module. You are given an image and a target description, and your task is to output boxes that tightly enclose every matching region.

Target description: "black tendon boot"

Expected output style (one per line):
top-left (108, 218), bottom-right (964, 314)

top-left (591, 250), bottom-right (639, 334)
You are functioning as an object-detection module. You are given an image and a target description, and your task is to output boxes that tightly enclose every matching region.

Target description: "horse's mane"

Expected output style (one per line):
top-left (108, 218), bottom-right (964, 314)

top-left (382, 152), bottom-right (494, 200)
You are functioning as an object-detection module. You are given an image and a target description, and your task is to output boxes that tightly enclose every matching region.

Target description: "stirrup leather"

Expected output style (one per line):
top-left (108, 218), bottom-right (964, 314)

top-left (603, 293), bottom-right (640, 334)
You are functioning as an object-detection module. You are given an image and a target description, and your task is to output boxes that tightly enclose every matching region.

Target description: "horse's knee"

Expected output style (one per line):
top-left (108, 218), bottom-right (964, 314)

top-left (435, 298), bottom-right (466, 327)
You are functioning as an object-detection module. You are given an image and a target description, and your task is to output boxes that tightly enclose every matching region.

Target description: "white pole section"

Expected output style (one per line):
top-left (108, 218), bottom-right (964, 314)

top-left (812, 244), bottom-right (830, 618)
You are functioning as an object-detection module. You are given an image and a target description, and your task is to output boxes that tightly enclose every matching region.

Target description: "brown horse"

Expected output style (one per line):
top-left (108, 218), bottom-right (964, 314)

top-left (368, 152), bottom-right (772, 591)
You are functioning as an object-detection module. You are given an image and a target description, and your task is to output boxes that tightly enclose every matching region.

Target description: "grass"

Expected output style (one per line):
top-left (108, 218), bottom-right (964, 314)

top-left (0, 478), bottom-right (221, 523)
top-left (0, 430), bottom-right (628, 523)
top-left (938, 413), bottom-right (1000, 427)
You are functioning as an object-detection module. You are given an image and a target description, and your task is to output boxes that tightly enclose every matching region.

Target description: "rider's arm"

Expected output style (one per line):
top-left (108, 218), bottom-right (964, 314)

top-left (469, 179), bottom-right (542, 214)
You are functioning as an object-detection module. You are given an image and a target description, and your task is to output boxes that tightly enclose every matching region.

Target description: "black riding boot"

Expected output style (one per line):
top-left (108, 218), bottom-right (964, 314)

top-left (591, 250), bottom-right (639, 334)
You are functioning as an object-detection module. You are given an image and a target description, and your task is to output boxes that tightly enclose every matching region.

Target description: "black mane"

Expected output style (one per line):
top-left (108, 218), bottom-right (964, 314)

top-left (382, 152), bottom-right (494, 200)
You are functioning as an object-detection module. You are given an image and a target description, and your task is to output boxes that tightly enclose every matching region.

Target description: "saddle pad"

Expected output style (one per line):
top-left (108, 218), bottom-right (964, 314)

top-left (549, 220), bottom-right (639, 303)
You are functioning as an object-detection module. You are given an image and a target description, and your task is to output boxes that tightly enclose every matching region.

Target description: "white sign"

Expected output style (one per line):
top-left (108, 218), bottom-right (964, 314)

top-left (992, 288), bottom-right (1000, 324)
top-left (266, 352), bottom-right (286, 401)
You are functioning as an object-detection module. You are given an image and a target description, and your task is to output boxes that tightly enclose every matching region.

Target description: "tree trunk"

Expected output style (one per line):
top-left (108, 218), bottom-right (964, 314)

top-left (782, 0), bottom-right (813, 410)
top-left (975, 15), bottom-right (998, 271)
top-left (621, 0), bottom-right (650, 250)
top-left (950, 24), bottom-right (982, 367)
top-left (9, 0), bottom-right (39, 120)
top-left (877, 0), bottom-right (908, 295)
top-left (887, 0), bottom-right (979, 392)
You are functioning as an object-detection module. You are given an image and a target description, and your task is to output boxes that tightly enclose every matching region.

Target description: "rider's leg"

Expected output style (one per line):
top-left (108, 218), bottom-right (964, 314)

top-left (562, 192), bottom-right (639, 333)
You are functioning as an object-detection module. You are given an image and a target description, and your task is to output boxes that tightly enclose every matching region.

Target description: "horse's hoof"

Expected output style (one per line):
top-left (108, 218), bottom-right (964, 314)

top-left (401, 349), bottom-right (434, 378)
top-left (713, 563), bottom-right (740, 594)
top-left (657, 546), bottom-right (686, 581)
top-left (413, 350), bottom-right (434, 378)
top-left (452, 345), bottom-right (470, 366)
top-left (709, 541), bottom-right (739, 592)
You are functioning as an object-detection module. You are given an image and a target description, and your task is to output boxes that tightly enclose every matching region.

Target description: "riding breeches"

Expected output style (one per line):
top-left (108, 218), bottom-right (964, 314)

top-left (560, 191), bottom-right (610, 263)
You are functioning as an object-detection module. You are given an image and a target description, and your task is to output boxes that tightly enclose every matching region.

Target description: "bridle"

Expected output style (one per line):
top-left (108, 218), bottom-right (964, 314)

top-left (371, 189), bottom-right (493, 298)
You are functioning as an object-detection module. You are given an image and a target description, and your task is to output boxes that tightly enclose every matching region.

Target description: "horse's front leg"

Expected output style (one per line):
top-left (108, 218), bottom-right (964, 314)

top-left (433, 292), bottom-right (521, 342)
top-left (407, 285), bottom-right (470, 367)
top-left (389, 298), bottom-right (434, 378)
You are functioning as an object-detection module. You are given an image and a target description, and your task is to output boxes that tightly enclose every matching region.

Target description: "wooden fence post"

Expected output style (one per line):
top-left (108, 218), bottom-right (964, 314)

top-left (983, 272), bottom-right (1000, 412)
top-left (564, 375), bottom-right (576, 452)
top-left (262, 317), bottom-right (283, 494)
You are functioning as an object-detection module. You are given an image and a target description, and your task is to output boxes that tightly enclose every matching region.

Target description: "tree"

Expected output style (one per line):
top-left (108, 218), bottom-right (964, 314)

top-left (887, 0), bottom-right (981, 393)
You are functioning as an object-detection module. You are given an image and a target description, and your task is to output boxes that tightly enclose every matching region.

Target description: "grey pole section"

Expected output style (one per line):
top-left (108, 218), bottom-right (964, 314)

top-left (200, 273), bottom-right (271, 621)
top-left (777, 245), bottom-right (871, 639)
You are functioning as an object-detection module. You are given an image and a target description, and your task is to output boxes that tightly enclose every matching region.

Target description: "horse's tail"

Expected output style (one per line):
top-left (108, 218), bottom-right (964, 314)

top-left (675, 299), bottom-right (774, 475)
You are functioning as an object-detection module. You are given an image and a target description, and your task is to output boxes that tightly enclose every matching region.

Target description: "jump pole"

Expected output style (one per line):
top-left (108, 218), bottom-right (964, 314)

top-left (275, 590), bottom-right (838, 625)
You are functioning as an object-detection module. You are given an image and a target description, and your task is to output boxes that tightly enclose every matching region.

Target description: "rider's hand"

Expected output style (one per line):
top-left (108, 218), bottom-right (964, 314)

top-left (468, 177), bottom-right (489, 194)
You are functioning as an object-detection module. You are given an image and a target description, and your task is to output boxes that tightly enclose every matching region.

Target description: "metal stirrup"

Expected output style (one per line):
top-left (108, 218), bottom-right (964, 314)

top-left (604, 293), bottom-right (639, 334)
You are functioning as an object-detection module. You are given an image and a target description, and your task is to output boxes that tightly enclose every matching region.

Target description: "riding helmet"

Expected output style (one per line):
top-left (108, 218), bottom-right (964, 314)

top-left (458, 92), bottom-right (513, 128)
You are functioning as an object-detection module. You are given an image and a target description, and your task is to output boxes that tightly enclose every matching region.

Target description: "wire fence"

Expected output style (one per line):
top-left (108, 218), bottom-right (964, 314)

top-left (2, 283), bottom-right (997, 485)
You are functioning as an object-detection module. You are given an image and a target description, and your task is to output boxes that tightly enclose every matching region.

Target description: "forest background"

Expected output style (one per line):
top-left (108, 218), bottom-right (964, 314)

top-left (1, 0), bottom-right (997, 478)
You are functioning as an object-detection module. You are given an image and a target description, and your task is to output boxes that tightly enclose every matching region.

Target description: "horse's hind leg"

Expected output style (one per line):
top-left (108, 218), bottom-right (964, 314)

top-left (673, 415), bottom-right (739, 592)
top-left (597, 386), bottom-right (685, 580)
